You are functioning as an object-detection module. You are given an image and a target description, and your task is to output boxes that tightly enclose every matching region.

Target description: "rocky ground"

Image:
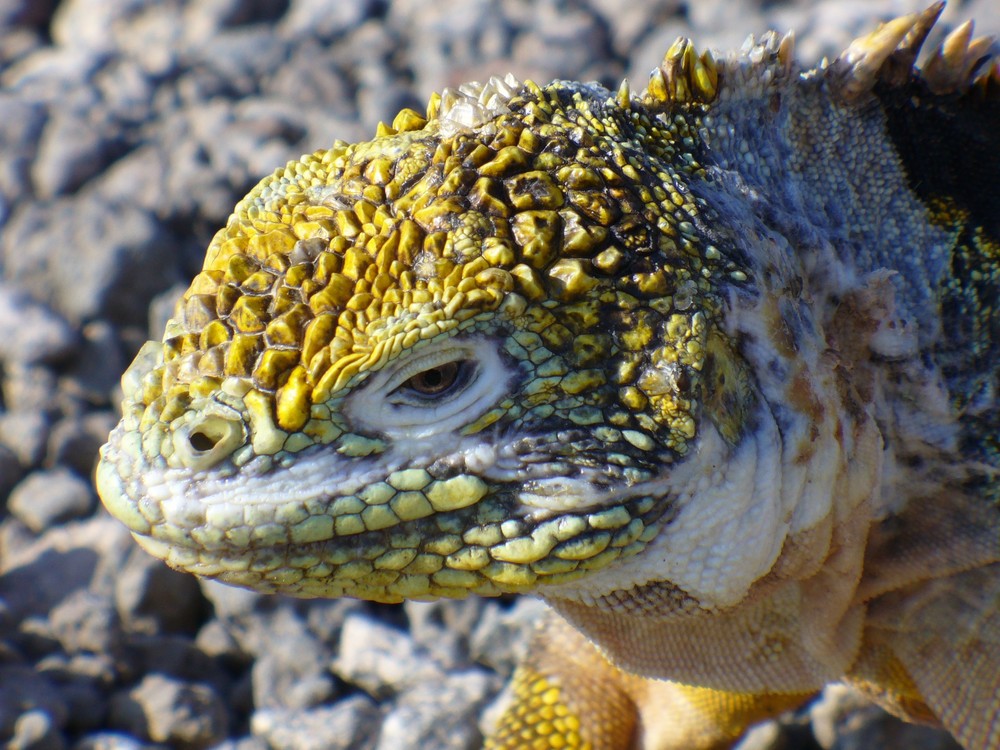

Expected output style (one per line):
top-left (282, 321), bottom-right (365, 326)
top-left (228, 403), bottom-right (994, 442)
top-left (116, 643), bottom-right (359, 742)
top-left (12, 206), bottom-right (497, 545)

top-left (0, 1), bottom-right (996, 748)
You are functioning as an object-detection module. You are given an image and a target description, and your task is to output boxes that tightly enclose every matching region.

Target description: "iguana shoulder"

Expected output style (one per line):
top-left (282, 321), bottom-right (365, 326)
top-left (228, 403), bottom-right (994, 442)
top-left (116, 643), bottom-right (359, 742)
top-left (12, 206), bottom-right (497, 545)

top-left (97, 4), bottom-right (1000, 748)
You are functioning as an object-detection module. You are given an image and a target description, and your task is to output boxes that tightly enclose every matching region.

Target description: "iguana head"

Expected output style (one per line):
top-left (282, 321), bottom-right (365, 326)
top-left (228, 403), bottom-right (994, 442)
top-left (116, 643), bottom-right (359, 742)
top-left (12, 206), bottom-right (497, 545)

top-left (97, 5), bottom-right (997, 606)
top-left (96, 57), bottom-right (764, 604)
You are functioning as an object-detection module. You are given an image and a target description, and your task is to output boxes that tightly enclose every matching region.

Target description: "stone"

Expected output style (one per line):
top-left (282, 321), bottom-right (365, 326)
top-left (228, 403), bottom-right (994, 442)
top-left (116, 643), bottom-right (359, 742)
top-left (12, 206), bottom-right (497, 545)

top-left (0, 411), bottom-right (51, 470)
top-left (109, 674), bottom-right (227, 749)
top-left (0, 444), bottom-right (23, 501)
top-left (7, 469), bottom-right (94, 534)
top-left (2, 194), bottom-right (180, 326)
top-left (45, 413), bottom-right (118, 479)
top-left (375, 670), bottom-right (497, 750)
top-left (114, 547), bottom-right (209, 635)
top-left (251, 697), bottom-right (381, 750)
top-left (0, 665), bottom-right (68, 738)
top-left (0, 285), bottom-right (79, 365)
top-left (48, 590), bottom-right (120, 655)
top-left (7, 709), bottom-right (66, 750)
top-left (332, 612), bottom-right (445, 699)
top-left (250, 608), bottom-right (335, 711)
top-left (31, 107), bottom-right (128, 198)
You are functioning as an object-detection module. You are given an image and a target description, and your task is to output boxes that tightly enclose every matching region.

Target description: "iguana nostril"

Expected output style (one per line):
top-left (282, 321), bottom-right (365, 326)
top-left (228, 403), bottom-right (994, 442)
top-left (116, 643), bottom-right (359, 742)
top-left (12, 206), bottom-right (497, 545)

top-left (171, 414), bottom-right (246, 469)
top-left (189, 431), bottom-right (218, 453)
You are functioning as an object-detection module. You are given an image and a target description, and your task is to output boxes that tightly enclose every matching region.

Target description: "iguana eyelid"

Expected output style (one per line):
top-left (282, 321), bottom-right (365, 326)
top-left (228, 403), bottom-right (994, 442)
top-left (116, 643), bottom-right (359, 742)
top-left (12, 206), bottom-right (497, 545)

top-left (343, 337), bottom-right (513, 437)
top-left (381, 347), bottom-right (477, 401)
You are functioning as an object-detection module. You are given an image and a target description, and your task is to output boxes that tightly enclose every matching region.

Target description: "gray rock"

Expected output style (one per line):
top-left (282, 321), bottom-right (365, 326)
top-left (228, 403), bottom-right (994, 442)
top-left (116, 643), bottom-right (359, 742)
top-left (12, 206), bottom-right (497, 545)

top-left (0, 364), bottom-right (59, 416)
top-left (1, 46), bottom-right (104, 102)
top-left (2, 194), bottom-right (180, 326)
top-left (0, 516), bottom-right (128, 620)
top-left (126, 635), bottom-right (233, 702)
top-left (7, 469), bottom-right (95, 533)
top-left (250, 608), bottom-right (335, 711)
top-left (509, 2), bottom-right (615, 84)
top-left (0, 0), bottom-right (59, 29)
top-left (0, 665), bottom-right (69, 738)
top-left (182, 26), bottom-right (291, 100)
top-left (0, 94), bottom-right (47, 216)
top-left (7, 709), bottom-right (66, 750)
top-left (192, 619), bottom-right (243, 662)
top-left (31, 107), bottom-right (129, 199)
top-left (343, 22), bottom-right (418, 129)
top-left (114, 547), bottom-right (208, 635)
top-left (196, 578), bottom-right (263, 622)
top-left (810, 684), bottom-right (960, 750)
top-left (205, 739), bottom-right (268, 750)
top-left (89, 145), bottom-right (168, 219)
top-left (280, 0), bottom-right (383, 41)
top-left (0, 443), bottom-right (22, 499)
top-left (0, 285), bottom-right (79, 365)
top-left (49, 590), bottom-right (121, 656)
top-left (0, 516), bottom-right (37, 569)
top-left (733, 721), bottom-right (785, 750)
top-left (251, 697), bottom-right (381, 750)
top-left (49, 0), bottom-right (168, 52)
top-left (387, 0), bottom-right (514, 93)
top-left (0, 29), bottom-right (45, 80)
top-left (46, 413), bottom-right (118, 478)
top-left (183, 0), bottom-right (289, 35)
top-left (0, 410), bottom-right (51, 469)
top-left (71, 733), bottom-right (167, 750)
top-left (59, 322), bottom-right (125, 408)
top-left (586, 0), bottom-right (684, 61)
top-left (405, 599), bottom-right (485, 671)
top-left (333, 612), bottom-right (445, 699)
top-left (35, 652), bottom-right (115, 733)
top-left (91, 57), bottom-right (156, 125)
top-left (468, 597), bottom-right (545, 675)
top-left (109, 674), bottom-right (227, 750)
top-left (375, 670), bottom-right (496, 750)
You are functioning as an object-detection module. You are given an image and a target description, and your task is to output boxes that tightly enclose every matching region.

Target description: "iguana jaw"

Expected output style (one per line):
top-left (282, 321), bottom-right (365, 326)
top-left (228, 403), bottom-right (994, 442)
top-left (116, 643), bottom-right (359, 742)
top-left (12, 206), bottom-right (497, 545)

top-left (98, 415), bottom-right (676, 603)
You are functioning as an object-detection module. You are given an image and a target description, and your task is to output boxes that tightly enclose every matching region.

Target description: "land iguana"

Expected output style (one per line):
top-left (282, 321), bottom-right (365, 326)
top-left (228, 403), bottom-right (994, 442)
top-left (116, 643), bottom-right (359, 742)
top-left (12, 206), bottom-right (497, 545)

top-left (97, 4), bottom-right (1000, 747)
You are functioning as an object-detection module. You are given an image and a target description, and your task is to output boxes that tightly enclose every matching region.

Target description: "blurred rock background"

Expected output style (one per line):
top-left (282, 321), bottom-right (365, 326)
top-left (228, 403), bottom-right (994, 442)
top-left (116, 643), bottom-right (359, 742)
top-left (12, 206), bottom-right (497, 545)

top-left (0, 1), bottom-right (995, 748)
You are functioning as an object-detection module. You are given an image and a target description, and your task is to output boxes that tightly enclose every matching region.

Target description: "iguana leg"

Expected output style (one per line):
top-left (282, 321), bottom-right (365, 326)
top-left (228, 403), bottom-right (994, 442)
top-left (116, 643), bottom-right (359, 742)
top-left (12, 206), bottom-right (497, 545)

top-left (486, 610), bottom-right (814, 750)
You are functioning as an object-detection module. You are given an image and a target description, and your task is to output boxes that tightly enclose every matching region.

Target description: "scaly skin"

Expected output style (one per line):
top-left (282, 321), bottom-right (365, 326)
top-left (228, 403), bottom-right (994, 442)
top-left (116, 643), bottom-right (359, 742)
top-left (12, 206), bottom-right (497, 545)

top-left (97, 5), bottom-right (1000, 748)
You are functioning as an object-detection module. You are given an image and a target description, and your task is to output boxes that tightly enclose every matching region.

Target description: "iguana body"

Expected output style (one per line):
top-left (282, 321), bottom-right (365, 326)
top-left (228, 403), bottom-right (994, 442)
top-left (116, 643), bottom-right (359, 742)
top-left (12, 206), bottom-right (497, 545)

top-left (97, 5), bottom-right (1000, 748)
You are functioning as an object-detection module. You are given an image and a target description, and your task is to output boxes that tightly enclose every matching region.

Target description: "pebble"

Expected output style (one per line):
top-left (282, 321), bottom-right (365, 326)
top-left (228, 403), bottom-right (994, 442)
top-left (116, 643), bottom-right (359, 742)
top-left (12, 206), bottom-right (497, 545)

top-left (0, 285), bottom-right (78, 366)
top-left (113, 546), bottom-right (209, 635)
top-left (375, 670), bottom-right (497, 750)
top-left (333, 612), bottom-right (447, 699)
top-left (109, 674), bottom-right (227, 749)
top-left (7, 469), bottom-right (94, 534)
top-left (0, 410), bottom-right (51, 469)
top-left (251, 697), bottom-right (381, 750)
top-left (248, 608), bottom-right (336, 711)
top-left (1, 195), bottom-right (180, 325)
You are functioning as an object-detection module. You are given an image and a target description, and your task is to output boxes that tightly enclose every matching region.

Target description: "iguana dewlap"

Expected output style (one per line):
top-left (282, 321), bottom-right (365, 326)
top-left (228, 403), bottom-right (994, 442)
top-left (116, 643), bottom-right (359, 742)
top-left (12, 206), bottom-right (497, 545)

top-left (97, 5), bottom-right (1000, 748)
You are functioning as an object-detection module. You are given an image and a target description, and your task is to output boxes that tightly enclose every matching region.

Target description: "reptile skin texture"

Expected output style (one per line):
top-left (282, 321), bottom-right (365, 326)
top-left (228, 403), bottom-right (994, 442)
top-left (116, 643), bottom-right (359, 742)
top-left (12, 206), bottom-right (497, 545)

top-left (98, 5), bottom-right (999, 748)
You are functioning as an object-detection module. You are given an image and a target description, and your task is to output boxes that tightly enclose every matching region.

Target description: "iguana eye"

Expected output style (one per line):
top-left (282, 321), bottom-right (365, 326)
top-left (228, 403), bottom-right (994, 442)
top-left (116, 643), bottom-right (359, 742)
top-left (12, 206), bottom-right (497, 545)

top-left (401, 361), bottom-right (466, 397)
top-left (345, 339), bottom-right (512, 438)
